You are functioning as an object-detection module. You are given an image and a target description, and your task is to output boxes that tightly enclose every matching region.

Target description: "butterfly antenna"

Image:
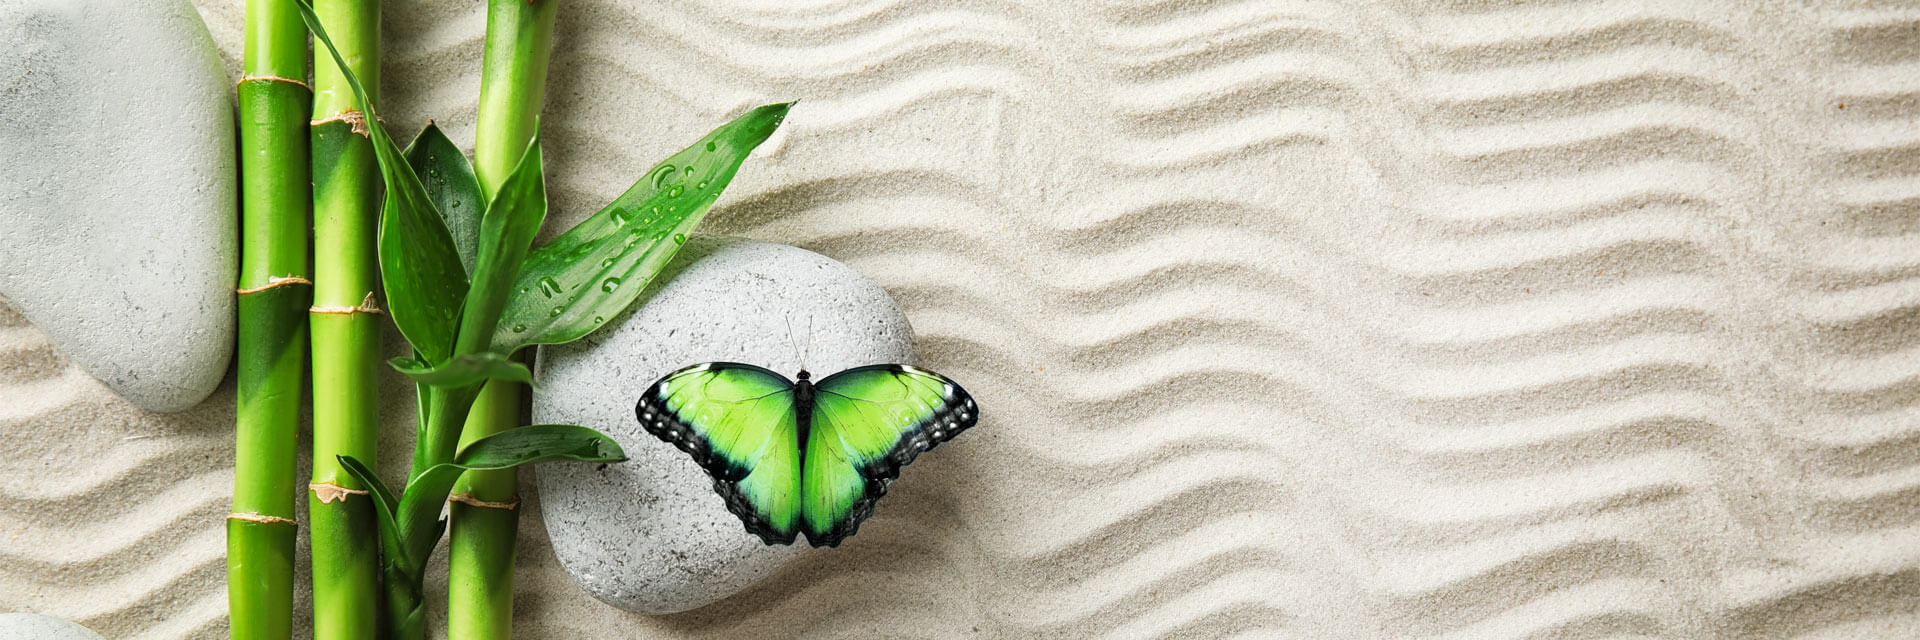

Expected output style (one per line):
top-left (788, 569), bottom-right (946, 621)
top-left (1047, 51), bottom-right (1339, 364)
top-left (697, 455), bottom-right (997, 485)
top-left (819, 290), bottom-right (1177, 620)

top-left (803, 316), bottom-right (815, 372)
top-left (783, 314), bottom-right (804, 372)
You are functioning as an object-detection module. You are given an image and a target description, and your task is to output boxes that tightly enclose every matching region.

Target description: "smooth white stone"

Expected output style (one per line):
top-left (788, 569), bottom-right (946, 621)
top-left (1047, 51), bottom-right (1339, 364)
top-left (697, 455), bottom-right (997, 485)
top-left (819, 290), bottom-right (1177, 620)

top-left (0, 614), bottom-right (105, 640)
top-left (534, 236), bottom-right (915, 614)
top-left (0, 0), bottom-right (235, 412)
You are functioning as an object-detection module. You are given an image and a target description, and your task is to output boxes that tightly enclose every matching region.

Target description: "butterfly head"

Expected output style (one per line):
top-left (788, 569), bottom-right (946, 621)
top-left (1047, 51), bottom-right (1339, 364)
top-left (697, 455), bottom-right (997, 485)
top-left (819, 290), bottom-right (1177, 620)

top-left (795, 369), bottom-right (811, 381)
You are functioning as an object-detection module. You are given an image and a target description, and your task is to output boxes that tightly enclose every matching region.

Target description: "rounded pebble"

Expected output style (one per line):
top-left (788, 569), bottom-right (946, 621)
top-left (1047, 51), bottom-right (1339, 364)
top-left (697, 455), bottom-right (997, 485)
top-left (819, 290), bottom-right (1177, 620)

top-left (0, 614), bottom-right (106, 640)
top-left (0, 0), bottom-right (236, 412)
top-left (534, 236), bottom-right (915, 614)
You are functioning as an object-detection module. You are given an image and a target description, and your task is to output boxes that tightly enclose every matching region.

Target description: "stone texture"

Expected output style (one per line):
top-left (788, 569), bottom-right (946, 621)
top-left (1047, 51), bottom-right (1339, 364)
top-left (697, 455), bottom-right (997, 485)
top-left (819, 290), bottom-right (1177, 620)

top-left (534, 236), bottom-right (914, 614)
top-left (0, 614), bottom-right (105, 640)
top-left (0, 0), bottom-right (235, 412)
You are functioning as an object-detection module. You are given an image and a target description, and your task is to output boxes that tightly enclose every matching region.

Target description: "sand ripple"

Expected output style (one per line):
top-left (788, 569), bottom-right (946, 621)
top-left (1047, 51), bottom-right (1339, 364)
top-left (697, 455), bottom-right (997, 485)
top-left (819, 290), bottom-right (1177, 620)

top-left (2, 0), bottom-right (1916, 637)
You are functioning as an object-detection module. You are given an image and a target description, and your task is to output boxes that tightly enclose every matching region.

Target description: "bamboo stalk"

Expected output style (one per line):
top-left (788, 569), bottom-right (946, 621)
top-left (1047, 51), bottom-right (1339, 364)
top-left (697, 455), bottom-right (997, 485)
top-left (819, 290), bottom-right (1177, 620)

top-left (471, 0), bottom-right (556, 195)
top-left (449, 1), bottom-right (557, 637)
top-left (307, 1), bottom-right (382, 638)
top-left (231, 0), bottom-right (311, 636)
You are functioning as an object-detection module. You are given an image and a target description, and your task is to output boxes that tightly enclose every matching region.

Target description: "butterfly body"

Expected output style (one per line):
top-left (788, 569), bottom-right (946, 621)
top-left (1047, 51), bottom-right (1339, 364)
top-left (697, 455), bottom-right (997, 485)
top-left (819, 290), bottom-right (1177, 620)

top-left (791, 370), bottom-right (814, 455)
top-left (638, 362), bottom-right (976, 547)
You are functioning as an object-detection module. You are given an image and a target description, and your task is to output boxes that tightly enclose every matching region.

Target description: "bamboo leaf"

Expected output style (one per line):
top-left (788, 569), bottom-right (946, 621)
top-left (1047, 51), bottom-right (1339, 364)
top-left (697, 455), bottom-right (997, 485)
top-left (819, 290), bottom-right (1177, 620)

top-left (391, 424), bottom-right (626, 568)
top-left (336, 455), bottom-right (414, 573)
top-left (298, 2), bottom-right (467, 364)
top-left (403, 123), bottom-right (485, 275)
top-left (334, 456), bottom-right (397, 538)
top-left (389, 353), bottom-right (533, 388)
top-left (453, 423), bottom-right (629, 468)
top-left (490, 103), bottom-right (791, 355)
top-left (457, 133), bottom-right (547, 354)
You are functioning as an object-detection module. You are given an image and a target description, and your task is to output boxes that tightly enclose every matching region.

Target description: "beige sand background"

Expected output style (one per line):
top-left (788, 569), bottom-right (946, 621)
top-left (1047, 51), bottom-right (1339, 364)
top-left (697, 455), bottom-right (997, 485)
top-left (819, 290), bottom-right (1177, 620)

top-left (4, 0), bottom-right (1920, 637)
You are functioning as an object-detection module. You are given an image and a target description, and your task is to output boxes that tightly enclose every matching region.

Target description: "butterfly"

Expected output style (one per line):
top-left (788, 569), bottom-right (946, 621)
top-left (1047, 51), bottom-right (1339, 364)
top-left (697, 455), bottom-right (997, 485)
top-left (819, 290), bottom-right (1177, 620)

top-left (637, 362), bottom-right (977, 547)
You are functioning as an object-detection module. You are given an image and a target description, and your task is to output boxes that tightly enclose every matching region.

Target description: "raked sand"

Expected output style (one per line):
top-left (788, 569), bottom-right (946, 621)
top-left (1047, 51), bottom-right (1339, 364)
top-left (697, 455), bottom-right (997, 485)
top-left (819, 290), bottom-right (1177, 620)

top-left (5, 0), bottom-right (1920, 637)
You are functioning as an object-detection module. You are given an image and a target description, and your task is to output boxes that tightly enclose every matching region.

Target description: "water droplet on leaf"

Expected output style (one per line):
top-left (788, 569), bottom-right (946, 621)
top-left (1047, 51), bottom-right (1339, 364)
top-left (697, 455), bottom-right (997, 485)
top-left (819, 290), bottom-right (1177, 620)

top-left (537, 277), bottom-right (562, 298)
top-left (511, 324), bottom-right (526, 333)
top-left (651, 164), bottom-right (677, 189)
top-left (705, 141), bottom-right (716, 152)
top-left (601, 277), bottom-right (621, 293)
top-left (549, 307), bottom-right (563, 317)
top-left (667, 185), bottom-right (683, 197)
top-left (673, 233), bottom-right (686, 245)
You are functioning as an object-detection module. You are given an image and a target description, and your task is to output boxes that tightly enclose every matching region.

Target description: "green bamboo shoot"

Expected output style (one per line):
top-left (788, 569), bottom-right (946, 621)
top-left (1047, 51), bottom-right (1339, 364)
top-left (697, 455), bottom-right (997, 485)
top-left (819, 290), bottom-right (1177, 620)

top-left (450, 1), bottom-right (557, 637)
top-left (230, 0), bottom-right (311, 636)
top-left (307, 1), bottom-right (382, 638)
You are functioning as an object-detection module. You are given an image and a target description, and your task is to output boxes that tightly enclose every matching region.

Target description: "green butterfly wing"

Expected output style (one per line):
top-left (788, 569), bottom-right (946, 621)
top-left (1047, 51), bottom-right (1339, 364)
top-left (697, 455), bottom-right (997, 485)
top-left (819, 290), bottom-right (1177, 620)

top-left (637, 362), bottom-right (802, 545)
top-left (802, 364), bottom-right (978, 547)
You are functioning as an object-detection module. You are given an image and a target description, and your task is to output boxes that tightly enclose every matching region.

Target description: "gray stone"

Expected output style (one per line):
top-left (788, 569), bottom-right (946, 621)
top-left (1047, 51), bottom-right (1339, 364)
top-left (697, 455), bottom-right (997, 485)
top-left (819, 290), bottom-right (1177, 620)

top-left (534, 236), bottom-right (915, 614)
top-left (0, 0), bottom-right (235, 412)
top-left (0, 614), bottom-right (105, 640)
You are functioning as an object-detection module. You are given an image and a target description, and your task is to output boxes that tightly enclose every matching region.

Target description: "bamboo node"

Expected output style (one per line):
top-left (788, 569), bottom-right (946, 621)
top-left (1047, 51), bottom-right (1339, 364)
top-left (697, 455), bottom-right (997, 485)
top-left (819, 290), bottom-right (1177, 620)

top-left (311, 292), bottom-right (384, 315)
top-left (238, 74), bottom-right (311, 90)
top-left (449, 493), bottom-right (520, 511)
top-left (237, 275), bottom-right (313, 295)
top-left (227, 512), bottom-right (297, 526)
top-left (313, 109), bottom-right (370, 136)
top-left (309, 483), bottom-right (371, 504)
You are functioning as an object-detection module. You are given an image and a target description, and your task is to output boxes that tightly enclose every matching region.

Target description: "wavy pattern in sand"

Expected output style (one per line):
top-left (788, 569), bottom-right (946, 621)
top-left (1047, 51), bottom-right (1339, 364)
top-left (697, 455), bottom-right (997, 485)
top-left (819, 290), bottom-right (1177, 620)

top-left (4, 0), bottom-right (1917, 637)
